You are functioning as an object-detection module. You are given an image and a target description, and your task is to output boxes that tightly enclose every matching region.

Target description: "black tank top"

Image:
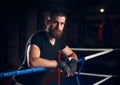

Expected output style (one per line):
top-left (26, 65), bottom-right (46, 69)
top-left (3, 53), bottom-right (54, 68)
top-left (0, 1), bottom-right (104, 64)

top-left (22, 31), bottom-right (66, 67)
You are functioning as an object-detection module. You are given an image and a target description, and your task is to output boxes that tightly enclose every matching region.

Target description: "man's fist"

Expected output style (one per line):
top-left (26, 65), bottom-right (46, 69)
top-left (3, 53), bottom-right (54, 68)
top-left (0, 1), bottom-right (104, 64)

top-left (57, 60), bottom-right (70, 76)
top-left (67, 59), bottom-right (77, 76)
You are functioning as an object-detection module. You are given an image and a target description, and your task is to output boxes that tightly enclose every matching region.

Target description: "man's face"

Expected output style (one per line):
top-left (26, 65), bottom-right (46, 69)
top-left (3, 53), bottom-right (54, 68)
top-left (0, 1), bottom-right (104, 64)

top-left (48, 16), bottom-right (66, 39)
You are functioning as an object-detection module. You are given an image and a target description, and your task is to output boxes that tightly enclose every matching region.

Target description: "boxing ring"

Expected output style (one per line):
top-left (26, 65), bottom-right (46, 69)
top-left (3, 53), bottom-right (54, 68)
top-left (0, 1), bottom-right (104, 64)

top-left (0, 48), bottom-right (119, 85)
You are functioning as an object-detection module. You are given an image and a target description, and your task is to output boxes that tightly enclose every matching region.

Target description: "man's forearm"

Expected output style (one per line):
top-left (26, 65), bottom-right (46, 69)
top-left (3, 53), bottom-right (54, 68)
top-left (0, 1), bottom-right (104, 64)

top-left (28, 57), bottom-right (57, 68)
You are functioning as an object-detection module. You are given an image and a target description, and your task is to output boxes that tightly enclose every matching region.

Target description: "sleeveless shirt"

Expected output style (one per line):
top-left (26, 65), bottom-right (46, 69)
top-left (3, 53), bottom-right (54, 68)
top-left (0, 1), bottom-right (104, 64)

top-left (14, 31), bottom-right (66, 85)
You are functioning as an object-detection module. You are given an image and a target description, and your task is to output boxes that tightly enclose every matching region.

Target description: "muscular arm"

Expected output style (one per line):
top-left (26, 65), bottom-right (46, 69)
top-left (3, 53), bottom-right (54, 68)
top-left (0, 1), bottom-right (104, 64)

top-left (27, 44), bottom-right (57, 68)
top-left (61, 45), bottom-right (78, 61)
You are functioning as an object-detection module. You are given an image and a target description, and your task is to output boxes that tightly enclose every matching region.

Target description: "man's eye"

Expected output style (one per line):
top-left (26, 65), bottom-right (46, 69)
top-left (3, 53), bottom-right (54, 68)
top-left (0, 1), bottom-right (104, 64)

top-left (61, 23), bottom-right (64, 25)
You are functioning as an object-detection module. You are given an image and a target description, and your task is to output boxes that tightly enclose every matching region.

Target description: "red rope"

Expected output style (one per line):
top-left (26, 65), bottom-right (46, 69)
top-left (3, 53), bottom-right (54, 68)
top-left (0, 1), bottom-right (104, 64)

top-left (58, 51), bottom-right (61, 85)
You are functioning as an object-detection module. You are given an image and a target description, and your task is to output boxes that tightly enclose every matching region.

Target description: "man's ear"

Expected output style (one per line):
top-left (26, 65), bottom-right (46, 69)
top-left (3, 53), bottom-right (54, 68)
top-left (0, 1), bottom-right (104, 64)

top-left (45, 16), bottom-right (50, 26)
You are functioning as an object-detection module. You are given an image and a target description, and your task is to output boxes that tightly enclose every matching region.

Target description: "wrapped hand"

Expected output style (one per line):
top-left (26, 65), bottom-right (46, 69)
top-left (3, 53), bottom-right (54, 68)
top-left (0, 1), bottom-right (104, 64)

top-left (67, 59), bottom-right (77, 76)
top-left (57, 60), bottom-right (70, 76)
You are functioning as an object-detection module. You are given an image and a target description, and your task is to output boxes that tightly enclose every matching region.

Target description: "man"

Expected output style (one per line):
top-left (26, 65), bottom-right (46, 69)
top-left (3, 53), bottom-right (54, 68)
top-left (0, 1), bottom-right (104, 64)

top-left (12, 10), bottom-right (78, 85)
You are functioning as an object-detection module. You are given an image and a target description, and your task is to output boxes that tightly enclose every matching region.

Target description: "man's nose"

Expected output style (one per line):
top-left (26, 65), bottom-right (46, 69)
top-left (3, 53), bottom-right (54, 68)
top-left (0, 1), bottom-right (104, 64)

top-left (56, 23), bottom-right (61, 30)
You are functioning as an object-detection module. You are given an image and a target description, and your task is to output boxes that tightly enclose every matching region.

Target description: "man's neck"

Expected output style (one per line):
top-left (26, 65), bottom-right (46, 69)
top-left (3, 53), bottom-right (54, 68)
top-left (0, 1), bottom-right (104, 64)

top-left (46, 31), bottom-right (56, 45)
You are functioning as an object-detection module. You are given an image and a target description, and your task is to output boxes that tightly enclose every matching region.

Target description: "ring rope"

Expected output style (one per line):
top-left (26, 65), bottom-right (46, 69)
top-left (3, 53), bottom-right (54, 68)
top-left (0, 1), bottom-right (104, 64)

top-left (85, 49), bottom-right (113, 60)
top-left (75, 57), bottom-right (85, 85)
top-left (93, 76), bottom-right (112, 85)
top-left (0, 68), bottom-right (47, 78)
top-left (0, 48), bottom-right (114, 78)
top-left (71, 48), bottom-right (114, 51)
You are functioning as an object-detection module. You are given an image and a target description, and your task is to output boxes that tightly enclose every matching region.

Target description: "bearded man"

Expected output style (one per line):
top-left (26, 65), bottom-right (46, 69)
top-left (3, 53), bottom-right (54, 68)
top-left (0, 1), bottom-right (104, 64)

top-left (12, 9), bottom-right (78, 85)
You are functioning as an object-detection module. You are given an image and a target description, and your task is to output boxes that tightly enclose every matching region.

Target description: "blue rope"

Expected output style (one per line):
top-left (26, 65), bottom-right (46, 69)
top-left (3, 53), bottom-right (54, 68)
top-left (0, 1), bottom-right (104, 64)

top-left (0, 58), bottom-right (85, 78)
top-left (76, 57), bottom-right (85, 85)
top-left (0, 68), bottom-right (47, 78)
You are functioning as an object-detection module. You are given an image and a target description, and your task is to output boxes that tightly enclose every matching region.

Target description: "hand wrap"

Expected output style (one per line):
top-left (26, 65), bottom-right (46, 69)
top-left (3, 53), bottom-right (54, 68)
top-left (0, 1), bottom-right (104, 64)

top-left (67, 59), bottom-right (77, 75)
top-left (57, 60), bottom-right (70, 76)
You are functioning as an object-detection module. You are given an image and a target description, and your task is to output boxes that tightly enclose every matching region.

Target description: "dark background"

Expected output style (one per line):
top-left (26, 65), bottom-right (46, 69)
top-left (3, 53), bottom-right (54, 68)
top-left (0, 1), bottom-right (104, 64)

top-left (0, 0), bottom-right (120, 85)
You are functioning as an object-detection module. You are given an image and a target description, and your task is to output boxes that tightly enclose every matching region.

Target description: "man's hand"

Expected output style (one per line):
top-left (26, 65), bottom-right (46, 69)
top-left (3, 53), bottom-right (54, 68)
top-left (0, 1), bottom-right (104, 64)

top-left (67, 59), bottom-right (77, 76)
top-left (57, 60), bottom-right (70, 76)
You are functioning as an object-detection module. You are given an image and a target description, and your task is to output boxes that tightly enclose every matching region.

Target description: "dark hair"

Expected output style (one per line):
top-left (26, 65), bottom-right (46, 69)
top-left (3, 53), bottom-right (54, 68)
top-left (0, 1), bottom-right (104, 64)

top-left (49, 9), bottom-right (67, 21)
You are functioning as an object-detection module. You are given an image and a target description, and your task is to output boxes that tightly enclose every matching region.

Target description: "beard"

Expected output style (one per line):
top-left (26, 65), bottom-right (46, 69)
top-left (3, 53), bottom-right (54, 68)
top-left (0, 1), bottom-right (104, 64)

top-left (48, 28), bottom-right (63, 39)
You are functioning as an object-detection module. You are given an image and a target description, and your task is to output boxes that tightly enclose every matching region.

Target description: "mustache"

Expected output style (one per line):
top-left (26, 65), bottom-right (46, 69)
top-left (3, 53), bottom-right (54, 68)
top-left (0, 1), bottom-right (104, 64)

top-left (54, 29), bottom-right (62, 32)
